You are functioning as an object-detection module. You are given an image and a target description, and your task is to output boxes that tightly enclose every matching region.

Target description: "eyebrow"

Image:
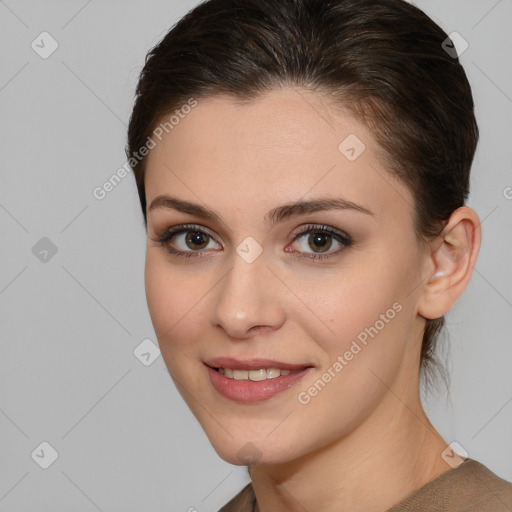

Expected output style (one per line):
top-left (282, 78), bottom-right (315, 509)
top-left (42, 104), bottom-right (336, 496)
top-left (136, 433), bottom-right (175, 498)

top-left (148, 195), bottom-right (374, 227)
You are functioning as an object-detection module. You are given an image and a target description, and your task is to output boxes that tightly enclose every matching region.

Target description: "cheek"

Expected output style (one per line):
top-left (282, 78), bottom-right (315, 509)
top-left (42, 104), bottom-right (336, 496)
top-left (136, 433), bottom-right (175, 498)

top-left (290, 275), bottom-right (409, 430)
top-left (297, 267), bottom-right (400, 343)
top-left (144, 255), bottom-right (206, 364)
top-left (292, 246), bottom-right (416, 381)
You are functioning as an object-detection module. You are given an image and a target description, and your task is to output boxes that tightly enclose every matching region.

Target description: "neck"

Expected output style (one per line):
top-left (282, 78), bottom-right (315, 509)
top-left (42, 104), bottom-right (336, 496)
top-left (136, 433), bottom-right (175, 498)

top-left (249, 385), bottom-right (451, 512)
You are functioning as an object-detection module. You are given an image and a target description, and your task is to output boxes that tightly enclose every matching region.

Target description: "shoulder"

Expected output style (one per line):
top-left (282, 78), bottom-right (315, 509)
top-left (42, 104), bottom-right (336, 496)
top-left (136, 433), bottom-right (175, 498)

top-left (389, 459), bottom-right (512, 512)
top-left (218, 483), bottom-right (256, 512)
top-left (217, 460), bottom-right (512, 512)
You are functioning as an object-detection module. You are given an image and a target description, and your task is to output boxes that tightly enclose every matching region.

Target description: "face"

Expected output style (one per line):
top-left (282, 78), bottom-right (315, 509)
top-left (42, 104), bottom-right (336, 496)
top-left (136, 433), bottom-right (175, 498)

top-left (144, 88), bottom-right (429, 466)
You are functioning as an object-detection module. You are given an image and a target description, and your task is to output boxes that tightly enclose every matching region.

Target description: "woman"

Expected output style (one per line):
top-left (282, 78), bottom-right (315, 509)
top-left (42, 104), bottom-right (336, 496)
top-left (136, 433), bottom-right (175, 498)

top-left (126, 0), bottom-right (512, 510)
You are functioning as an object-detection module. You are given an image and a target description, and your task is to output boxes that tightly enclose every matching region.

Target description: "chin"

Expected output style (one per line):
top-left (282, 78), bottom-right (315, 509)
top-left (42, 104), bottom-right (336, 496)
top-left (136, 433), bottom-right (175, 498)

top-left (200, 420), bottom-right (310, 466)
top-left (211, 439), bottom-right (297, 466)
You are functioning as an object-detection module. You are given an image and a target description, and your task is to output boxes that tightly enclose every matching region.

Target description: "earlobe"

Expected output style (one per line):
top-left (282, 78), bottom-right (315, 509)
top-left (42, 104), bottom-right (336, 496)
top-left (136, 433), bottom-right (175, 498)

top-left (418, 206), bottom-right (481, 320)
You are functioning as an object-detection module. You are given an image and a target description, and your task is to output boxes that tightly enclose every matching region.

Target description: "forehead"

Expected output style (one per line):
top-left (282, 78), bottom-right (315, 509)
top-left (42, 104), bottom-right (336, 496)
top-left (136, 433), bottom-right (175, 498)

top-left (144, 88), bottom-right (413, 225)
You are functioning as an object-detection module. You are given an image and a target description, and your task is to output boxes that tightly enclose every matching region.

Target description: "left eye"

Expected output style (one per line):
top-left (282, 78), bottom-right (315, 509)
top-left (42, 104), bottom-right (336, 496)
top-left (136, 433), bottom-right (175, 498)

top-left (288, 226), bottom-right (352, 258)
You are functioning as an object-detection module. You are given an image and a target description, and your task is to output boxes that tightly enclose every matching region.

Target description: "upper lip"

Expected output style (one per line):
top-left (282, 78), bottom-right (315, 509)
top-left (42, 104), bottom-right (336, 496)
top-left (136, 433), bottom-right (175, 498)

top-left (204, 357), bottom-right (313, 371)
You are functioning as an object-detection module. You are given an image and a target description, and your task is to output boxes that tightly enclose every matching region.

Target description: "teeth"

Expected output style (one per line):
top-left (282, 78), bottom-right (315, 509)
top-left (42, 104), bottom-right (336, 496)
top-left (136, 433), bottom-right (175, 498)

top-left (233, 370), bottom-right (249, 380)
top-left (248, 369), bottom-right (267, 381)
top-left (217, 367), bottom-right (297, 380)
top-left (266, 368), bottom-right (280, 379)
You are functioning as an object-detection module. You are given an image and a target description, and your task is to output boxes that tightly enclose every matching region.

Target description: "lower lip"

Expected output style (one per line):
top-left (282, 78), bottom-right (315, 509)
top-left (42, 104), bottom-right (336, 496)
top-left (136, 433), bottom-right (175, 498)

top-left (206, 365), bottom-right (313, 403)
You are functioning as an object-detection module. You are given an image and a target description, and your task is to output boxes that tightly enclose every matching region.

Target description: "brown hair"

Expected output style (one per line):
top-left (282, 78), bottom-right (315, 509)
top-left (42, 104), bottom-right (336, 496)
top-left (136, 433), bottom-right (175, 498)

top-left (126, 0), bottom-right (478, 378)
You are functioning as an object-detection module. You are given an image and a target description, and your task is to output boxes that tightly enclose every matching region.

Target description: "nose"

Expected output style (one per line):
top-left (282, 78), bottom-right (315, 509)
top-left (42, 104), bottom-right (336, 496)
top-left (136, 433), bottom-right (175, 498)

top-left (210, 252), bottom-right (286, 340)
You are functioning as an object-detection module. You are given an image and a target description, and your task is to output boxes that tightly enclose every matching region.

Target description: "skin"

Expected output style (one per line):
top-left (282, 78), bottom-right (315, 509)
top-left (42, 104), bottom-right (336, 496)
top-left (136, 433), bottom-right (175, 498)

top-left (143, 88), bottom-right (481, 512)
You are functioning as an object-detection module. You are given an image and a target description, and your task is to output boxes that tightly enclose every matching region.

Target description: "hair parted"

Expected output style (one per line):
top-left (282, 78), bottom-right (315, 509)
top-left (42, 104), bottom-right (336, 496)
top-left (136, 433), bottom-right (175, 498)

top-left (127, 0), bottom-right (479, 379)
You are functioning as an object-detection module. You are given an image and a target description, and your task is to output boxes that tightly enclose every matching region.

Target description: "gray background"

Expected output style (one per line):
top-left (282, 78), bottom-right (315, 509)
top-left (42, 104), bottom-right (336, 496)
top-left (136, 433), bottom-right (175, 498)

top-left (0, 0), bottom-right (511, 510)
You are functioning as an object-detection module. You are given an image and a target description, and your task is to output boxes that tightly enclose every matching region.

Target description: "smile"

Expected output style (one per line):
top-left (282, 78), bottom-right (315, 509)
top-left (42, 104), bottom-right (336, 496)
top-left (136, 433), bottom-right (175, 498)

top-left (204, 358), bottom-right (314, 402)
top-left (216, 367), bottom-right (296, 380)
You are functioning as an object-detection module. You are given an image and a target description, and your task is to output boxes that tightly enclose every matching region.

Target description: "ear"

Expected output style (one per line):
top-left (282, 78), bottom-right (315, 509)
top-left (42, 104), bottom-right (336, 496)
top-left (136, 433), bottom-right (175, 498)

top-left (417, 206), bottom-right (482, 320)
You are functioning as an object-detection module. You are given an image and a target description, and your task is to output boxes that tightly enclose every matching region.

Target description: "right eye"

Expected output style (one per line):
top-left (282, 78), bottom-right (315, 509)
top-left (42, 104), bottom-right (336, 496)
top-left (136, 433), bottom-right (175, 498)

top-left (152, 224), bottom-right (222, 258)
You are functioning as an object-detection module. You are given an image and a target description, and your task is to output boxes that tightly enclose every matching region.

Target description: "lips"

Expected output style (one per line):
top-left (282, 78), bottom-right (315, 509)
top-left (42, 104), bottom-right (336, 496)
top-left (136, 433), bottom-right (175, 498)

top-left (204, 357), bottom-right (314, 403)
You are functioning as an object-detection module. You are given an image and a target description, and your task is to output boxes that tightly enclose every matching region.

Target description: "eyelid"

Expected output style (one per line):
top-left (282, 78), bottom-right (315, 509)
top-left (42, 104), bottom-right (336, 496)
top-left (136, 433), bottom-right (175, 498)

top-left (152, 223), bottom-right (221, 245)
top-left (289, 223), bottom-right (352, 243)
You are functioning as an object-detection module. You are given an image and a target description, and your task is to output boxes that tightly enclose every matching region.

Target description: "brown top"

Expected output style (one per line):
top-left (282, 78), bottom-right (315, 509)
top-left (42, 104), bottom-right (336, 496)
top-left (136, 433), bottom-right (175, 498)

top-left (219, 459), bottom-right (512, 512)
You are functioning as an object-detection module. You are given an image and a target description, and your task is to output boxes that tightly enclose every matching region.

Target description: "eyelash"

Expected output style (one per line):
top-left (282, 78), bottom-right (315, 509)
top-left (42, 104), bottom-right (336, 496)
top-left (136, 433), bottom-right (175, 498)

top-left (151, 223), bottom-right (353, 262)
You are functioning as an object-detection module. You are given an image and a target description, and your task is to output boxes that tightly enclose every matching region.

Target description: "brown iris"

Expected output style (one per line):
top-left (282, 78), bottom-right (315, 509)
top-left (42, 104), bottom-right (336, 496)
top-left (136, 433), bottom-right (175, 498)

top-left (186, 231), bottom-right (209, 250)
top-left (309, 233), bottom-right (332, 252)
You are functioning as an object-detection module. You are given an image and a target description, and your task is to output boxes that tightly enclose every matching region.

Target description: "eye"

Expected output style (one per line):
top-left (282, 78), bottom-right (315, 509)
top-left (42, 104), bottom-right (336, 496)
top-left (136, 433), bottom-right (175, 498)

top-left (151, 223), bottom-right (352, 262)
top-left (152, 224), bottom-right (221, 258)
top-left (287, 224), bottom-right (353, 261)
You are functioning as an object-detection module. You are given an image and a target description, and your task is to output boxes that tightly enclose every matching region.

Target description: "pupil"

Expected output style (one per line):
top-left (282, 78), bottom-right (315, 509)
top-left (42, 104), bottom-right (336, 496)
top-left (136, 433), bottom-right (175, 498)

top-left (186, 231), bottom-right (208, 249)
top-left (309, 233), bottom-right (332, 252)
